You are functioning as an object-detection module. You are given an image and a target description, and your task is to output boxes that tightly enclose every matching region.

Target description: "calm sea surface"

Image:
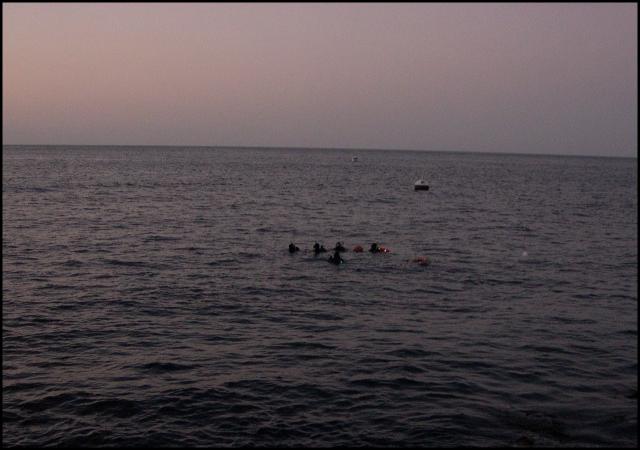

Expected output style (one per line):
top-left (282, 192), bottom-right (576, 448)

top-left (2, 145), bottom-right (637, 447)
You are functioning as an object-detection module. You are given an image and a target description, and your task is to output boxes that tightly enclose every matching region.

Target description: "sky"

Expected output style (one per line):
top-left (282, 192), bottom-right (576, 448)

top-left (2, 3), bottom-right (637, 157)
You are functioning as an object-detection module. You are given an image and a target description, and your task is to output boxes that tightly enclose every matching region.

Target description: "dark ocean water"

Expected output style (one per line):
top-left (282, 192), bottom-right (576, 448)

top-left (2, 145), bottom-right (637, 447)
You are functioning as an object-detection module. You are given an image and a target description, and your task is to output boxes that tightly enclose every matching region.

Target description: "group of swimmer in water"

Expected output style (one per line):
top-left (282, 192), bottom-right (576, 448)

top-left (288, 241), bottom-right (430, 266)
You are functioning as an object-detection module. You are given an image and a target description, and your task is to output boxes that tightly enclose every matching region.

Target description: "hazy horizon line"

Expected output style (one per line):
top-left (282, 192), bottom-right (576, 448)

top-left (2, 143), bottom-right (638, 159)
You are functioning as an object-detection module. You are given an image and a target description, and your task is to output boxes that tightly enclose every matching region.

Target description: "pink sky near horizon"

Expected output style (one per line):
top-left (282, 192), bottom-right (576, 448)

top-left (3, 3), bottom-right (637, 156)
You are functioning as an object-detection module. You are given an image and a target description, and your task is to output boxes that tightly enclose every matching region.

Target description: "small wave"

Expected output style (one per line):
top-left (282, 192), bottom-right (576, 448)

top-left (386, 364), bottom-right (426, 374)
top-left (103, 259), bottom-right (148, 267)
top-left (143, 235), bottom-right (181, 242)
top-left (223, 379), bottom-right (282, 394)
top-left (616, 329), bottom-right (637, 336)
top-left (3, 382), bottom-right (49, 393)
top-left (552, 317), bottom-right (596, 325)
top-left (8, 186), bottom-right (59, 193)
top-left (18, 391), bottom-right (94, 412)
top-left (137, 362), bottom-right (199, 374)
top-left (2, 410), bottom-right (24, 423)
top-left (238, 251), bottom-right (262, 258)
top-left (504, 410), bottom-right (569, 439)
top-left (572, 292), bottom-right (599, 299)
top-left (178, 246), bottom-right (202, 252)
top-left (276, 341), bottom-right (336, 351)
top-left (349, 377), bottom-right (427, 389)
top-left (77, 398), bottom-right (143, 418)
top-left (207, 259), bottom-right (237, 266)
top-left (305, 312), bottom-right (343, 321)
top-left (204, 335), bottom-right (241, 342)
top-left (62, 259), bottom-right (83, 267)
top-left (35, 283), bottom-right (74, 290)
top-left (385, 348), bottom-right (436, 358)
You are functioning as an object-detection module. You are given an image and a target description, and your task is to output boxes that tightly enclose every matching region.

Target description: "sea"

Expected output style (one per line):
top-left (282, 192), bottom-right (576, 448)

top-left (2, 145), bottom-right (637, 447)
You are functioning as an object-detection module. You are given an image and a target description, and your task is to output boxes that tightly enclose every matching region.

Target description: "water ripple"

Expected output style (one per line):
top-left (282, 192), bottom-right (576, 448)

top-left (2, 146), bottom-right (637, 447)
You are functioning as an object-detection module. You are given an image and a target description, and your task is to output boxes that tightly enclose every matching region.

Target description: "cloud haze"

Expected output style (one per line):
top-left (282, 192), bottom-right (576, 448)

top-left (3, 3), bottom-right (637, 156)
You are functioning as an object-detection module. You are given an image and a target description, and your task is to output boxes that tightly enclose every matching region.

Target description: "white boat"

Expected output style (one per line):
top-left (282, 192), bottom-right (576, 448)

top-left (414, 179), bottom-right (429, 191)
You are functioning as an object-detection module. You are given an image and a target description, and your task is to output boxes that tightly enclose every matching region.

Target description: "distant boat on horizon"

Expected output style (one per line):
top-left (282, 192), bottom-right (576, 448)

top-left (414, 179), bottom-right (429, 191)
top-left (352, 156), bottom-right (359, 162)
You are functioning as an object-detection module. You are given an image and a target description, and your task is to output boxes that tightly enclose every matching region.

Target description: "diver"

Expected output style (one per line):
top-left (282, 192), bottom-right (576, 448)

top-left (328, 249), bottom-right (344, 265)
top-left (369, 243), bottom-right (380, 253)
top-left (313, 242), bottom-right (327, 255)
top-left (334, 242), bottom-right (347, 252)
top-left (288, 242), bottom-right (300, 253)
